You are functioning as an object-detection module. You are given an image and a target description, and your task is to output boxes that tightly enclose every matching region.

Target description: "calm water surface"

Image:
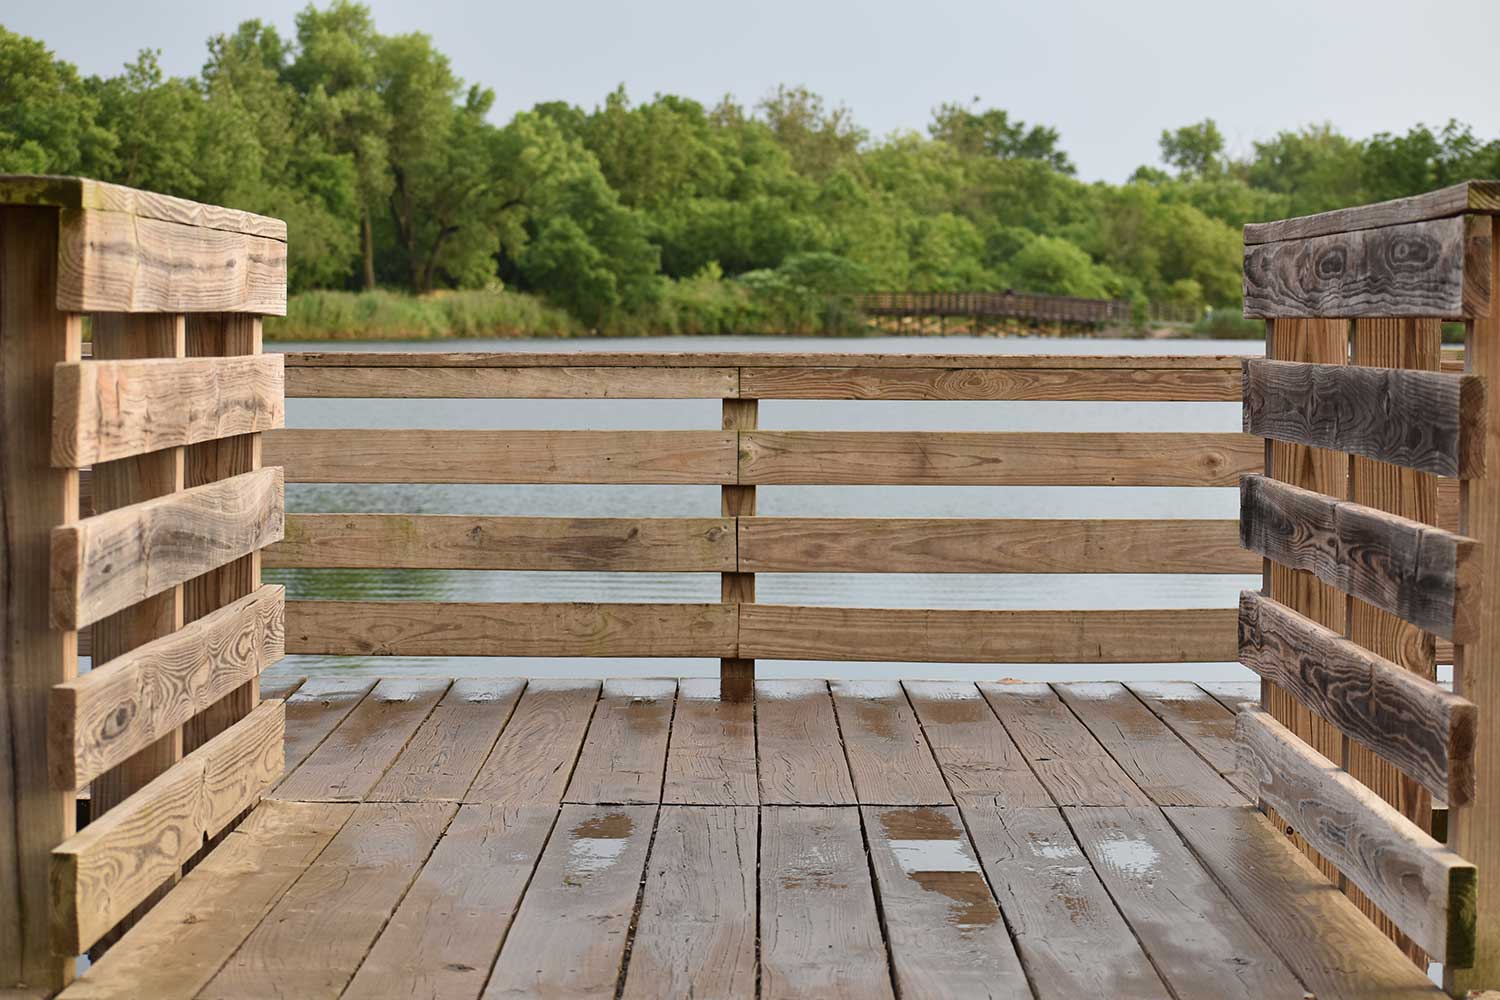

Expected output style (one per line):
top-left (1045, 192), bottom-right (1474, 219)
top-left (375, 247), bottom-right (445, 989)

top-left (262, 335), bottom-right (1264, 684)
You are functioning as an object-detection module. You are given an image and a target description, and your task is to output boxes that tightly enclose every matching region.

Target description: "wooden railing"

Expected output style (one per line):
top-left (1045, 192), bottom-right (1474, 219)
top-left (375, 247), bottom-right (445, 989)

top-left (0, 176), bottom-right (288, 992)
top-left (1235, 179), bottom-right (1500, 990)
top-left (854, 290), bottom-right (1132, 325)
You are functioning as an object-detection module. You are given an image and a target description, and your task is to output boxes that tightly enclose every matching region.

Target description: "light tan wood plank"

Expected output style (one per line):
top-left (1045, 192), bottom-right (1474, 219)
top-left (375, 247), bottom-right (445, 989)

top-left (200, 801), bottom-right (456, 1000)
top-left (287, 601), bottom-right (737, 658)
top-left (739, 430), bottom-right (1261, 485)
top-left (275, 678), bottom-right (376, 784)
top-left (342, 804), bottom-right (555, 1000)
top-left (904, 681), bottom-right (1051, 807)
top-left (50, 584), bottom-right (285, 790)
top-left (565, 679), bottom-right (676, 805)
top-left (287, 364), bottom-right (737, 398)
top-left (962, 804), bottom-right (1170, 1000)
top-left (619, 806), bottom-right (756, 1000)
top-left (741, 605), bottom-right (1237, 662)
top-left (754, 680), bottom-right (856, 806)
top-left (1236, 707), bottom-right (1475, 965)
top-left (830, 681), bottom-right (950, 805)
top-left (467, 680), bottom-right (600, 806)
top-left (272, 678), bottom-right (448, 802)
top-left (50, 467), bottom-right (284, 630)
top-left (56, 800), bottom-right (351, 1000)
top-left (366, 678), bottom-right (524, 804)
top-left (265, 429), bottom-right (738, 483)
top-left (51, 700), bottom-right (284, 954)
top-left (740, 364), bottom-right (1240, 400)
top-left (1125, 682), bottom-right (1254, 797)
top-left (52, 355), bottom-right (284, 468)
top-left (483, 804), bottom-right (656, 1000)
top-left (0, 175), bottom-right (287, 240)
top-left (285, 350), bottom-right (1247, 370)
top-left (662, 678), bottom-right (757, 805)
top-left (759, 806), bottom-right (894, 1000)
top-left (266, 514), bottom-right (735, 571)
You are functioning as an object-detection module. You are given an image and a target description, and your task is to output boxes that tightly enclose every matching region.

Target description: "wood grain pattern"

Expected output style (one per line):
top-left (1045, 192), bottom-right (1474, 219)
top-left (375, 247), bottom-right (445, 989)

top-left (720, 397), bottom-right (757, 696)
top-left (1244, 215), bottom-right (1491, 319)
top-left (830, 681), bottom-right (951, 806)
top-left (287, 601), bottom-right (737, 657)
top-left (286, 364), bottom-right (737, 398)
top-left (662, 678), bottom-right (757, 805)
top-left (1241, 474), bottom-right (1481, 641)
top-left (50, 584), bottom-right (285, 790)
top-left (1243, 180), bottom-right (1500, 244)
top-left (1239, 591), bottom-right (1475, 805)
top-left (266, 514), bottom-right (735, 571)
top-left (50, 467), bottom-right (284, 630)
top-left (285, 350), bottom-right (1248, 370)
top-left (758, 805), bottom-right (894, 1000)
top-left (565, 679), bottom-right (676, 804)
top-left (50, 700), bottom-right (284, 955)
top-left (0, 175), bottom-right (287, 240)
top-left (740, 605), bottom-right (1237, 662)
top-left (1235, 707), bottom-right (1476, 965)
top-left (754, 680), bottom-right (856, 806)
top-left (903, 681), bottom-right (1052, 808)
top-left (51, 355), bottom-right (283, 468)
top-left (620, 806), bottom-right (757, 1000)
top-left (366, 678), bottom-right (524, 803)
top-left (483, 803), bottom-right (657, 1000)
top-left (467, 680), bottom-right (600, 806)
top-left (56, 208), bottom-right (287, 314)
top-left (1125, 683), bottom-right (1254, 797)
top-left (1243, 357), bottom-right (1486, 477)
top-left (739, 430), bottom-right (1261, 486)
top-left (275, 678), bottom-right (375, 782)
top-left (264, 428), bottom-right (738, 484)
top-left (739, 364), bottom-right (1240, 400)
top-left (738, 516), bottom-right (1257, 574)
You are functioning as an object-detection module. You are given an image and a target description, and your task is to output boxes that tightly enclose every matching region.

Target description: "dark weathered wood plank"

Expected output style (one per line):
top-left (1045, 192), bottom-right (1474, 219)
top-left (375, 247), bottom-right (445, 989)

top-left (1055, 683), bottom-right (1245, 807)
top-left (1241, 474), bottom-right (1481, 641)
top-left (366, 678), bottom-right (524, 803)
top-left (1243, 357), bottom-right (1486, 477)
top-left (862, 805), bottom-right (1030, 998)
top-left (342, 804), bottom-right (555, 1000)
top-left (662, 679), bottom-right (757, 806)
top-left (1236, 707), bottom-right (1476, 965)
top-left (1243, 180), bottom-right (1500, 243)
top-left (978, 684), bottom-right (1152, 806)
top-left (1066, 806), bottom-right (1310, 999)
top-left (200, 802), bottom-right (456, 1000)
top-left (1166, 806), bottom-right (1444, 1000)
top-left (483, 804), bottom-right (656, 1000)
top-left (904, 681), bottom-right (1052, 808)
top-left (619, 806), bottom-right (757, 1000)
top-left (1239, 591), bottom-right (1476, 805)
top-left (759, 805), bottom-right (893, 1000)
top-left (962, 804), bottom-right (1170, 1000)
top-left (754, 680), bottom-right (856, 806)
top-left (830, 681), bottom-right (950, 806)
top-left (467, 680), bottom-right (599, 806)
top-left (739, 364), bottom-right (1240, 400)
top-left (564, 679), bottom-right (676, 805)
top-left (1125, 682), bottom-right (1254, 797)
top-left (1243, 215), bottom-right (1491, 319)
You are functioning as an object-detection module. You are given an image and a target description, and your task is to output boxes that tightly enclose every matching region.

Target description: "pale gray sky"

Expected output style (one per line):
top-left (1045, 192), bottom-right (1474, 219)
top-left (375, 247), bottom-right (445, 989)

top-left (7, 0), bottom-right (1499, 182)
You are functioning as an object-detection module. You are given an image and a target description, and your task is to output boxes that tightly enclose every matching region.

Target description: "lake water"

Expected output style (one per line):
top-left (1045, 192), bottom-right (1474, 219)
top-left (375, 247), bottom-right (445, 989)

top-left (262, 335), bottom-right (1264, 685)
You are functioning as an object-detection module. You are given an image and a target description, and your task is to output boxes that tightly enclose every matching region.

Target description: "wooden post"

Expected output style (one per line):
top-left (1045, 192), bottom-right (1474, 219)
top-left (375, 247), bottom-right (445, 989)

top-left (0, 205), bottom-right (81, 993)
top-left (721, 396), bottom-right (756, 701)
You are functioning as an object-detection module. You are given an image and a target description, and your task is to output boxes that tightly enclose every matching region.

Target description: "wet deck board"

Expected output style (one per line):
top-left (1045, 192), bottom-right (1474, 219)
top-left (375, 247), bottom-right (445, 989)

top-left (67, 677), bottom-right (1438, 1000)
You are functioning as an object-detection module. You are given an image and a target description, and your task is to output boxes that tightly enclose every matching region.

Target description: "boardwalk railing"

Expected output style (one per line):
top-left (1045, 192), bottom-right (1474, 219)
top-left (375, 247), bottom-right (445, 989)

top-left (1237, 179), bottom-right (1500, 988)
top-left (855, 290), bottom-right (1132, 326)
top-left (0, 176), bottom-right (288, 992)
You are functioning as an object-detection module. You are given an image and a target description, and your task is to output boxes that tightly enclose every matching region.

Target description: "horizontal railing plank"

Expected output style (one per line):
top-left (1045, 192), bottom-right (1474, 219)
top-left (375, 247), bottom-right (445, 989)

top-left (283, 351), bottom-right (1250, 371)
top-left (50, 699), bottom-right (285, 955)
top-left (1238, 590), bottom-right (1476, 805)
top-left (739, 431), bottom-right (1261, 486)
top-left (265, 515), bottom-right (735, 571)
top-left (264, 429), bottom-right (738, 484)
top-left (53, 355), bottom-right (285, 467)
top-left (1240, 475), bottom-right (1481, 641)
top-left (1244, 181), bottom-right (1500, 244)
top-left (50, 585), bottom-right (285, 790)
top-left (738, 365), bottom-right (1240, 400)
top-left (51, 467), bottom-right (284, 630)
top-left (0, 174), bottom-right (287, 240)
top-left (1243, 215), bottom-right (1491, 319)
top-left (286, 365), bottom-right (738, 399)
top-left (286, 602), bottom-right (738, 657)
top-left (738, 606), bottom-right (1237, 662)
top-left (57, 208), bottom-right (287, 315)
top-left (1236, 708), bottom-right (1476, 966)
top-left (737, 517), bottom-right (1257, 573)
top-left (1243, 358), bottom-right (1485, 478)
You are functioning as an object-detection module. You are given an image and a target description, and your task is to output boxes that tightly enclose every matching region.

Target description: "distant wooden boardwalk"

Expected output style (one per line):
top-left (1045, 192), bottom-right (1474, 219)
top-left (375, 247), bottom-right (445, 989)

top-left (64, 676), bottom-right (1441, 1000)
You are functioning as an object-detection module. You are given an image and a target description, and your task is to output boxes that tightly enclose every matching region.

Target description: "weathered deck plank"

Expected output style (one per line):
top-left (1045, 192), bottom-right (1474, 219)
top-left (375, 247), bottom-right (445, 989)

top-left (662, 679), bottom-right (758, 805)
top-left (273, 677), bottom-right (375, 785)
top-left (904, 681), bottom-right (1052, 808)
top-left (755, 680), bottom-right (857, 806)
top-left (831, 681), bottom-right (951, 805)
top-left (1126, 682), bottom-right (1255, 797)
top-left (466, 679), bottom-right (600, 806)
top-left (564, 679), bottom-right (676, 804)
top-left (367, 678), bottom-right (524, 803)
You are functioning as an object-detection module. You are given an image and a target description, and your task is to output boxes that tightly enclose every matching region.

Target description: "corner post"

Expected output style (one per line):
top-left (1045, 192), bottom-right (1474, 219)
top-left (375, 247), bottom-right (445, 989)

top-left (721, 392), bottom-right (756, 701)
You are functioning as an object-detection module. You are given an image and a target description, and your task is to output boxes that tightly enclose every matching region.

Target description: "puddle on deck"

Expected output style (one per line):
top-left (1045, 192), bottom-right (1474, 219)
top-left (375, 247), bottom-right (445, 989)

top-left (1095, 833), bottom-right (1163, 877)
top-left (564, 812), bottom-right (634, 885)
top-left (879, 808), bottom-right (998, 930)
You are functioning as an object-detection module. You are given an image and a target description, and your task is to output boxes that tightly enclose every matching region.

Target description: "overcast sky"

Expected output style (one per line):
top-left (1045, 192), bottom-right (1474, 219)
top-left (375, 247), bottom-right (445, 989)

top-left (8, 0), bottom-right (1500, 182)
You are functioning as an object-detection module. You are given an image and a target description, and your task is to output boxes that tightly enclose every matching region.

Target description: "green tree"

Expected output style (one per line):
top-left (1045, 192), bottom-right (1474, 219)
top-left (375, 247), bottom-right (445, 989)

top-left (0, 27), bottom-right (115, 174)
top-left (1160, 119), bottom-right (1225, 178)
top-left (929, 100), bottom-right (1075, 174)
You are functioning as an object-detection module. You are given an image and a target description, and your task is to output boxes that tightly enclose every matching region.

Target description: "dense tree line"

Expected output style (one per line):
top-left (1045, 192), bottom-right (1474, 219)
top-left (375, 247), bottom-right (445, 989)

top-left (5, 3), bottom-right (1500, 331)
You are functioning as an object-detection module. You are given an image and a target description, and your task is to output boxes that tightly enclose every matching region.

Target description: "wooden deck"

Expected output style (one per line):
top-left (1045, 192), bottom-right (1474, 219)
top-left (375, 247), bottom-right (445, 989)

top-left (57, 675), bottom-right (1440, 1000)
